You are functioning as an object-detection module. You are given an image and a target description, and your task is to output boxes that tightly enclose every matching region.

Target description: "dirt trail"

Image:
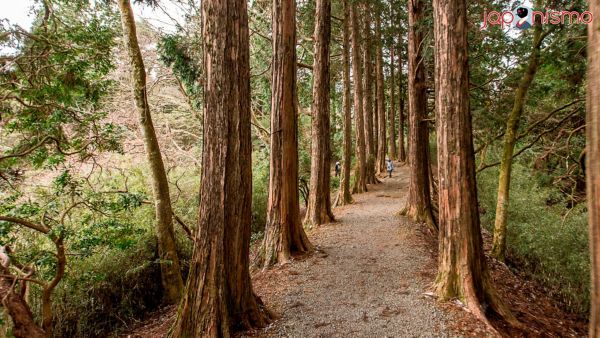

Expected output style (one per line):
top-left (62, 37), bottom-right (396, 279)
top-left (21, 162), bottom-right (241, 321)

top-left (251, 164), bottom-right (457, 337)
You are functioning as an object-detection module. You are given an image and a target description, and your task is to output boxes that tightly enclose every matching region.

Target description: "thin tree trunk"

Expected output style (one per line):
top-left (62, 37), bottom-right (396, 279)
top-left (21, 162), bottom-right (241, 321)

top-left (400, 0), bottom-right (436, 232)
top-left (433, 0), bottom-right (517, 327)
top-left (350, 1), bottom-right (368, 194)
top-left (375, 13), bottom-right (387, 175)
top-left (389, 41), bottom-right (397, 161)
top-left (362, 3), bottom-right (377, 184)
top-left (117, 0), bottom-right (183, 304)
top-left (305, 0), bottom-right (334, 226)
top-left (398, 49), bottom-right (407, 163)
top-left (587, 3), bottom-right (600, 335)
top-left (337, 0), bottom-right (354, 206)
top-left (491, 10), bottom-right (545, 262)
top-left (260, 0), bottom-right (313, 267)
top-left (169, 0), bottom-right (272, 335)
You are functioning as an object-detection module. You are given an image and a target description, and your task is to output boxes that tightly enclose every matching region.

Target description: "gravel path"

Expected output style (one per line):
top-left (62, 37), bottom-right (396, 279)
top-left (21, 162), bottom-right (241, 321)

top-left (251, 164), bottom-right (455, 337)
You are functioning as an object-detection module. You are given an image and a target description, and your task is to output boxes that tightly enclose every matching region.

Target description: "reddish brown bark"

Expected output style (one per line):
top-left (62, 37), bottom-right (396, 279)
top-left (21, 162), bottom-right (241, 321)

top-left (400, 0), bottom-right (436, 232)
top-left (375, 14), bottom-right (387, 175)
top-left (260, 0), bottom-right (313, 267)
top-left (169, 0), bottom-right (271, 335)
top-left (0, 276), bottom-right (45, 338)
top-left (433, 0), bottom-right (516, 327)
top-left (361, 3), bottom-right (378, 185)
top-left (398, 45), bottom-right (407, 163)
top-left (337, 0), bottom-right (353, 206)
top-left (350, 2), bottom-right (368, 194)
top-left (389, 41), bottom-right (397, 161)
top-left (305, 0), bottom-right (334, 226)
top-left (588, 3), bottom-right (600, 336)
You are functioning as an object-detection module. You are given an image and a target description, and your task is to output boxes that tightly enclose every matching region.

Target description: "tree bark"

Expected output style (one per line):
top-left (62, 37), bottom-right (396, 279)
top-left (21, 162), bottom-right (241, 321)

top-left (375, 13), bottom-right (387, 175)
top-left (305, 0), bottom-right (334, 226)
top-left (118, 0), bottom-right (183, 304)
top-left (362, 3), bottom-right (378, 185)
top-left (433, 0), bottom-right (516, 327)
top-left (169, 0), bottom-right (272, 335)
top-left (400, 0), bottom-right (436, 232)
top-left (0, 275), bottom-right (45, 338)
top-left (260, 0), bottom-right (313, 267)
top-left (389, 41), bottom-right (397, 161)
top-left (588, 3), bottom-right (600, 335)
top-left (337, 0), bottom-right (354, 206)
top-left (398, 45), bottom-right (407, 163)
top-left (350, 2), bottom-right (368, 194)
top-left (491, 10), bottom-right (545, 262)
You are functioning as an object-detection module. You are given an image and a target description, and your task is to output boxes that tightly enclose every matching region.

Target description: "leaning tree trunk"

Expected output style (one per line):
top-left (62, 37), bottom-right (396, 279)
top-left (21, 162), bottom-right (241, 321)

top-left (400, 0), bottom-right (436, 232)
top-left (433, 0), bottom-right (517, 327)
top-left (350, 1), bottom-right (368, 194)
top-left (388, 42), bottom-right (398, 161)
top-left (305, 0), bottom-right (334, 226)
top-left (588, 3), bottom-right (600, 336)
top-left (260, 0), bottom-right (313, 267)
top-left (0, 275), bottom-right (45, 338)
top-left (491, 15), bottom-right (545, 262)
top-left (337, 0), bottom-right (354, 206)
top-left (362, 4), bottom-right (378, 185)
top-left (118, 0), bottom-right (183, 304)
top-left (375, 14), bottom-right (387, 175)
top-left (398, 44), bottom-right (407, 163)
top-left (169, 0), bottom-right (272, 335)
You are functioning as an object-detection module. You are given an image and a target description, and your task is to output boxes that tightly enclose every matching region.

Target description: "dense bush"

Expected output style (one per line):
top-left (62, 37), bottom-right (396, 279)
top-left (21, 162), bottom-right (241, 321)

top-left (477, 163), bottom-right (590, 315)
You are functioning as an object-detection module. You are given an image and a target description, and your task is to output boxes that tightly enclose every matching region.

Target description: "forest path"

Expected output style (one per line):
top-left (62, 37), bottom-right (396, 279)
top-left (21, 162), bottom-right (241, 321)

top-left (252, 163), bottom-right (454, 337)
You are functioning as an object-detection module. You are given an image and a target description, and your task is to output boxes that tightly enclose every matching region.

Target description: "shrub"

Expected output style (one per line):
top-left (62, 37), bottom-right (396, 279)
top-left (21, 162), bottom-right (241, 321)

top-left (477, 163), bottom-right (590, 315)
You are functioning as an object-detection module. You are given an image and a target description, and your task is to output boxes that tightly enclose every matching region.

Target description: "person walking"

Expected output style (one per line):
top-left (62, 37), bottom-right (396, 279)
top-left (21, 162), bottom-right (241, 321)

top-left (386, 158), bottom-right (394, 178)
top-left (335, 161), bottom-right (341, 177)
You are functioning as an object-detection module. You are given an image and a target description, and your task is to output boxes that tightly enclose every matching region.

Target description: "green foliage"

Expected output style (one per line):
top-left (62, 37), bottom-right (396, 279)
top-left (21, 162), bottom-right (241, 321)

top-left (478, 164), bottom-right (590, 314)
top-left (0, 0), bottom-right (123, 170)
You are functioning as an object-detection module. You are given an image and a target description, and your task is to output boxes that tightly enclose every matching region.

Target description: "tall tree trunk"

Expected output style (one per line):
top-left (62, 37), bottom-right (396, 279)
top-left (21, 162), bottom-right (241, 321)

top-left (491, 12), bottom-right (545, 262)
top-left (260, 0), bottom-right (313, 267)
top-left (169, 0), bottom-right (272, 335)
top-left (350, 1), bottom-right (368, 194)
top-left (375, 13), bottom-right (387, 175)
top-left (587, 3), bottom-right (600, 335)
top-left (432, 0), bottom-right (516, 327)
top-left (305, 0), bottom-right (334, 226)
top-left (337, 0), bottom-right (354, 206)
top-left (362, 4), bottom-right (378, 184)
top-left (389, 41), bottom-right (397, 161)
top-left (117, 0), bottom-right (183, 304)
top-left (400, 0), bottom-right (436, 232)
top-left (398, 47), bottom-right (407, 163)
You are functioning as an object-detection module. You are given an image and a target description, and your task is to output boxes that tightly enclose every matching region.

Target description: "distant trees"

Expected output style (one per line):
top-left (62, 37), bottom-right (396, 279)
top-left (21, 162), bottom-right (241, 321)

top-left (587, 2), bottom-right (600, 336)
top-left (169, 0), bottom-right (271, 335)
top-left (401, 0), bottom-right (436, 232)
top-left (117, 0), bottom-right (183, 304)
top-left (432, 0), bottom-right (515, 326)
top-left (305, 0), bottom-right (334, 226)
top-left (259, 0), bottom-right (313, 267)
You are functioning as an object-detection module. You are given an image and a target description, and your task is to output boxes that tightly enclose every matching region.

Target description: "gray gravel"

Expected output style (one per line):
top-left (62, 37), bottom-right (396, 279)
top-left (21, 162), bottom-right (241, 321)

top-left (251, 165), bottom-right (457, 337)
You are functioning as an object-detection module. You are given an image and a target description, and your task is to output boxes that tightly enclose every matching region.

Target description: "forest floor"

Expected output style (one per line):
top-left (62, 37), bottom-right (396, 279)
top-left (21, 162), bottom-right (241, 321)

top-left (122, 163), bottom-right (587, 337)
